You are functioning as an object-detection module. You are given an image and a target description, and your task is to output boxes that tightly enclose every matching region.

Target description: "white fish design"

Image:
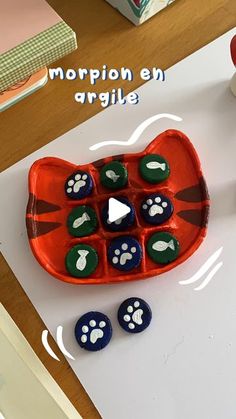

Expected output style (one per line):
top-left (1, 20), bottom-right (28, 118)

top-left (76, 250), bottom-right (89, 271)
top-left (106, 170), bottom-right (120, 183)
top-left (146, 162), bottom-right (166, 171)
top-left (152, 239), bottom-right (175, 252)
top-left (73, 212), bottom-right (90, 229)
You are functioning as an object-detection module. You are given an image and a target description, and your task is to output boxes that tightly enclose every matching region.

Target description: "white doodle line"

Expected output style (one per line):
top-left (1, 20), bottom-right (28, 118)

top-left (41, 330), bottom-right (60, 361)
top-left (42, 326), bottom-right (75, 361)
top-left (179, 247), bottom-right (223, 291)
top-left (56, 325), bottom-right (75, 360)
top-left (194, 262), bottom-right (223, 291)
top-left (89, 113), bottom-right (182, 151)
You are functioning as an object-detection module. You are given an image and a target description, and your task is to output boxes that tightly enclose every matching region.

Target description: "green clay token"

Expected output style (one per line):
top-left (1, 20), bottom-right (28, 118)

top-left (67, 206), bottom-right (98, 237)
top-left (100, 161), bottom-right (128, 190)
top-left (147, 232), bottom-right (180, 264)
top-left (139, 154), bottom-right (170, 184)
top-left (66, 244), bottom-right (98, 278)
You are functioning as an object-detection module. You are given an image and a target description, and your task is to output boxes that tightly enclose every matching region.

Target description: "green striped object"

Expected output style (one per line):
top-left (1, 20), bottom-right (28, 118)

top-left (0, 21), bottom-right (77, 92)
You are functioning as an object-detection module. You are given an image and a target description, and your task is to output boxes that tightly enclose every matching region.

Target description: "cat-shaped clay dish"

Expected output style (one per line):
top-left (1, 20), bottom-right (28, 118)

top-left (26, 129), bottom-right (210, 284)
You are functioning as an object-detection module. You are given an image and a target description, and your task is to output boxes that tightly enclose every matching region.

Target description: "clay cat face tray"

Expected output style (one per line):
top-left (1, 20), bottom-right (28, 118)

top-left (26, 129), bottom-right (210, 285)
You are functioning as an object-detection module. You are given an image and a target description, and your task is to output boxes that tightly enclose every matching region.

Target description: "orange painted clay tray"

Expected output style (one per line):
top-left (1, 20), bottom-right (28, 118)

top-left (26, 129), bottom-right (210, 284)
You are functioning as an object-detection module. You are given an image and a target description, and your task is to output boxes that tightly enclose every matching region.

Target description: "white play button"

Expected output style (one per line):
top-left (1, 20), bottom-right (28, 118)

top-left (108, 198), bottom-right (131, 223)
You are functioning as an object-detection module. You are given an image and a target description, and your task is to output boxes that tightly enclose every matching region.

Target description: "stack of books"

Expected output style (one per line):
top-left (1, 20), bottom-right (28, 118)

top-left (0, 0), bottom-right (77, 111)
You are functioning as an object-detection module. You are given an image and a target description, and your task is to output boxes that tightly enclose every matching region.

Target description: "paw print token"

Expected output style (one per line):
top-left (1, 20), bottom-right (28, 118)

top-left (108, 236), bottom-right (142, 271)
top-left (66, 244), bottom-right (98, 277)
top-left (140, 154), bottom-right (170, 184)
top-left (118, 298), bottom-right (152, 333)
top-left (65, 170), bottom-right (93, 199)
top-left (141, 193), bottom-right (173, 225)
top-left (75, 312), bottom-right (112, 351)
top-left (67, 206), bottom-right (98, 237)
top-left (147, 232), bottom-right (180, 264)
top-left (102, 197), bottom-right (135, 231)
top-left (100, 161), bottom-right (128, 190)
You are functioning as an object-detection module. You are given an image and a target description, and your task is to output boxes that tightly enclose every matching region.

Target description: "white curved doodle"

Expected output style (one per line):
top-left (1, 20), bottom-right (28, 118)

top-left (179, 247), bottom-right (223, 285)
top-left (41, 329), bottom-right (60, 361)
top-left (179, 247), bottom-right (223, 291)
top-left (89, 113), bottom-right (182, 151)
top-left (194, 262), bottom-right (223, 291)
top-left (42, 327), bottom-right (75, 361)
top-left (56, 326), bottom-right (75, 360)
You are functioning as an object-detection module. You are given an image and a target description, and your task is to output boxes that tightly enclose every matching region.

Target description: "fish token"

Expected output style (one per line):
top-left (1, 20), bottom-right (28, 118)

top-left (101, 197), bottom-right (135, 231)
top-left (67, 206), bottom-right (98, 237)
top-left (147, 232), bottom-right (180, 264)
top-left (75, 311), bottom-right (112, 351)
top-left (141, 193), bottom-right (173, 225)
top-left (100, 161), bottom-right (128, 190)
top-left (139, 154), bottom-right (170, 184)
top-left (118, 297), bottom-right (152, 334)
top-left (108, 236), bottom-right (142, 271)
top-left (66, 244), bottom-right (98, 277)
top-left (65, 170), bottom-right (93, 199)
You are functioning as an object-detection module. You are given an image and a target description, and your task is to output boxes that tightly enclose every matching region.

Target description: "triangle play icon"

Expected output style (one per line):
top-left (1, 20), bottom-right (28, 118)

top-left (108, 198), bottom-right (131, 223)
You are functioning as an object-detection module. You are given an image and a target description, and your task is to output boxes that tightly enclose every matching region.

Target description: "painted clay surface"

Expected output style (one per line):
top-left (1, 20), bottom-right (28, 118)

top-left (26, 129), bottom-right (210, 284)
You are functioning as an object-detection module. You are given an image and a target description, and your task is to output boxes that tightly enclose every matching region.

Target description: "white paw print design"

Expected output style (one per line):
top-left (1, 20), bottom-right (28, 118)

top-left (67, 173), bottom-right (88, 194)
top-left (142, 196), bottom-right (168, 217)
top-left (112, 243), bottom-right (137, 266)
top-left (81, 319), bottom-right (106, 344)
top-left (123, 301), bottom-right (143, 330)
top-left (107, 214), bottom-right (126, 225)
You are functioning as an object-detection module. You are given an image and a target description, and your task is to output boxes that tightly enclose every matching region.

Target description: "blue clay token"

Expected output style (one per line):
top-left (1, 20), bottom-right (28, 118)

top-left (118, 297), bottom-right (152, 333)
top-left (108, 236), bottom-right (142, 271)
top-left (65, 170), bottom-right (93, 199)
top-left (140, 193), bottom-right (173, 225)
top-left (101, 197), bottom-right (135, 231)
top-left (75, 311), bottom-right (112, 351)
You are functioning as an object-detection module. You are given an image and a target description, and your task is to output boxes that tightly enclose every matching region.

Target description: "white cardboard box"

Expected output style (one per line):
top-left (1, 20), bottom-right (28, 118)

top-left (105, 0), bottom-right (176, 25)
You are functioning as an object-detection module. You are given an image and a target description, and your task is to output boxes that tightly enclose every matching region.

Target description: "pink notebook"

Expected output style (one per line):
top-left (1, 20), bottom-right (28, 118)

top-left (0, 0), bottom-right (62, 54)
top-left (0, 0), bottom-right (77, 92)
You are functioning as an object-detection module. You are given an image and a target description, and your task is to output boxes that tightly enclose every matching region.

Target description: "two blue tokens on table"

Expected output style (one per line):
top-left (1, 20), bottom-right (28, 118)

top-left (75, 298), bottom-right (152, 351)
